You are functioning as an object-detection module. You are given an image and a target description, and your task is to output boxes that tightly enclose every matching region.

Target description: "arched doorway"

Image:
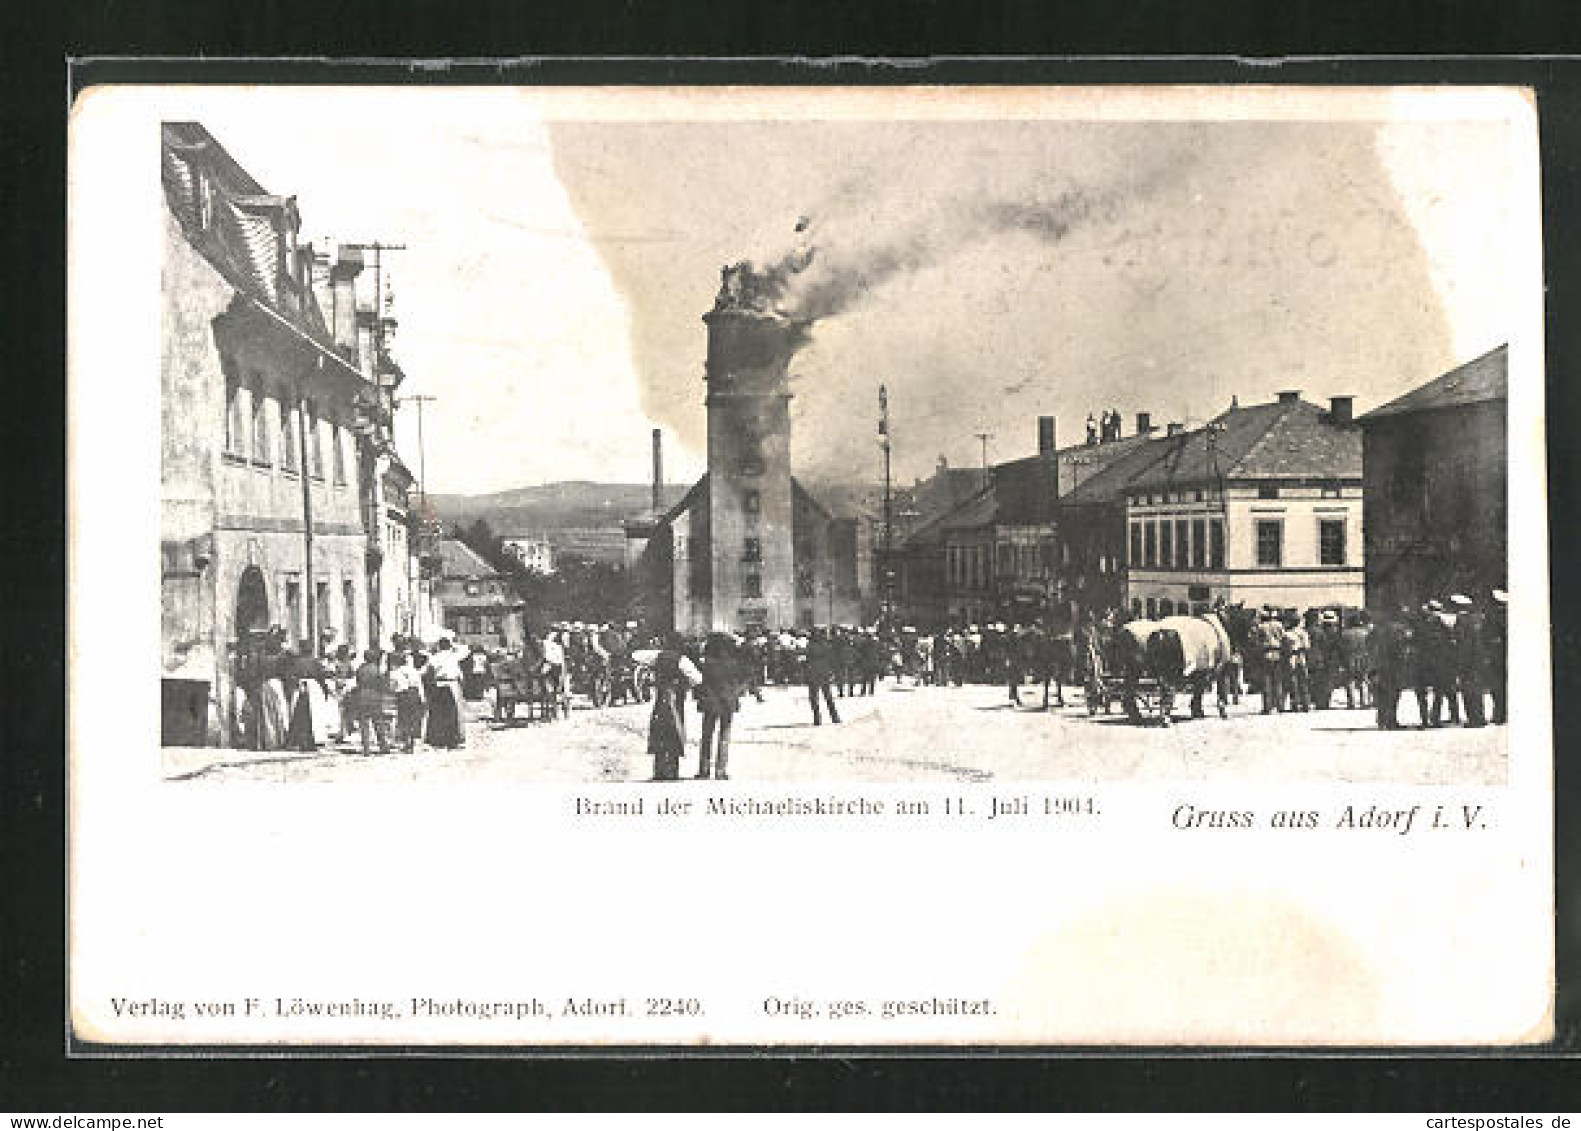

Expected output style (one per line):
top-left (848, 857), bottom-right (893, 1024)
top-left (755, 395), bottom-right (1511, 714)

top-left (236, 566), bottom-right (269, 634)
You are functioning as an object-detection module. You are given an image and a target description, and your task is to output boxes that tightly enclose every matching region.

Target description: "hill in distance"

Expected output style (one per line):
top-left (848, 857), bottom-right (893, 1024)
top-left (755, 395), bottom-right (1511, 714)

top-left (429, 481), bottom-right (693, 537)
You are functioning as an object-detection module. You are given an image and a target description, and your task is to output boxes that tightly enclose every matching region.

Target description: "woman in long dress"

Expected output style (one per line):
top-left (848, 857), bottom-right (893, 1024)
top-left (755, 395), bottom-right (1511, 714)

top-left (424, 638), bottom-right (467, 749)
top-left (258, 647), bottom-right (293, 751)
top-left (648, 638), bottom-right (702, 781)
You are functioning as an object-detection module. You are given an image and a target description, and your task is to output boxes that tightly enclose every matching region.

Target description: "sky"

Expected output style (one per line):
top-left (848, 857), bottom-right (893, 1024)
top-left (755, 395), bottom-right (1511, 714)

top-left (175, 88), bottom-right (1528, 496)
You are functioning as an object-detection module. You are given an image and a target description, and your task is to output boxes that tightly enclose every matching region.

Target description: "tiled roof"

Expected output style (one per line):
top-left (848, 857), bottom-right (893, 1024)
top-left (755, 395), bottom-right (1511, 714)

top-left (1060, 435), bottom-right (1174, 505)
top-left (161, 122), bottom-right (330, 343)
top-left (437, 538), bottom-right (502, 579)
top-left (903, 431), bottom-right (1160, 543)
top-left (1121, 397), bottom-right (1361, 490)
top-left (1360, 344), bottom-right (1508, 421)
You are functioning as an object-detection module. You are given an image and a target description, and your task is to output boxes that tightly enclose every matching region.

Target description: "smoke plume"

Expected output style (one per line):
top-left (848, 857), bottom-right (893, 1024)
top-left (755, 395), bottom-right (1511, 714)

top-left (719, 186), bottom-right (1123, 328)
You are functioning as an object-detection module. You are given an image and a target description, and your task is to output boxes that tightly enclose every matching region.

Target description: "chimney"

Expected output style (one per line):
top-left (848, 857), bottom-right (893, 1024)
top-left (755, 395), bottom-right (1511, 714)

top-left (1278, 390), bottom-right (1301, 404)
top-left (1166, 422), bottom-right (1184, 437)
top-left (1037, 415), bottom-right (1056, 456)
top-left (329, 246), bottom-right (364, 357)
top-left (1329, 395), bottom-right (1354, 425)
top-left (1136, 412), bottom-right (1153, 435)
top-left (651, 428), bottom-right (663, 514)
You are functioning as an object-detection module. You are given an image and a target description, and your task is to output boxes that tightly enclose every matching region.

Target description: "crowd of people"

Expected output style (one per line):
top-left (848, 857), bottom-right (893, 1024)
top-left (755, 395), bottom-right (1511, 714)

top-left (231, 627), bottom-right (471, 756)
top-left (229, 586), bottom-right (1508, 771)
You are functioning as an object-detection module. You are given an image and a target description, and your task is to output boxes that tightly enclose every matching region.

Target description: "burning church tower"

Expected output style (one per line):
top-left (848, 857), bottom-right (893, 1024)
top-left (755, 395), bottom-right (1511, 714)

top-left (631, 260), bottom-right (870, 634)
top-left (701, 265), bottom-right (808, 629)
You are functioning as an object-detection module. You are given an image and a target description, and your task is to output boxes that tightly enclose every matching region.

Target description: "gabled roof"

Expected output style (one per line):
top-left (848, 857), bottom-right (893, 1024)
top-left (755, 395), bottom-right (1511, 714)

top-left (162, 122), bottom-right (332, 345)
top-left (659, 474), bottom-right (709, 525)
top-left (437, 538), bottom-right (501, 579)
top-left (1360, 344), bottom-right (1508, 421)
top-left (1121, 396), bottom-right (1361, 490)
top-left (1060, 434), bottom-right (1174, 505)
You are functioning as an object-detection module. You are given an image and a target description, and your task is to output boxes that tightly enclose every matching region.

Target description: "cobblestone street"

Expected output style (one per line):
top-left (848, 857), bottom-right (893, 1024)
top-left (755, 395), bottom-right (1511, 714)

top-left (170, 678), bottom-right (1507, 786)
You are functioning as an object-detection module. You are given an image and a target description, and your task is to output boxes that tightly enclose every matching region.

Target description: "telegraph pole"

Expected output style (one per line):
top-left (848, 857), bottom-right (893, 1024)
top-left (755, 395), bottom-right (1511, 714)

top-left (880, 385), bottom-right (893, 627)
top-left (399, 393), bottom-right (438, 502)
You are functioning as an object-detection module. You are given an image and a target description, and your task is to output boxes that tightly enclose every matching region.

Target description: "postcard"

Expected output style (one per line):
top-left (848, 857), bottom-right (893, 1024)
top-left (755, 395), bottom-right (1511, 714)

top-left (69, 81), bottom-right (1550, 1046)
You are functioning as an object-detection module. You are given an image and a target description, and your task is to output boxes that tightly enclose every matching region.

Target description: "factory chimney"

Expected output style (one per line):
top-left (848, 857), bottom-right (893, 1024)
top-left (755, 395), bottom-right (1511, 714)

top-left (651, 428), bottom-right (663, 515)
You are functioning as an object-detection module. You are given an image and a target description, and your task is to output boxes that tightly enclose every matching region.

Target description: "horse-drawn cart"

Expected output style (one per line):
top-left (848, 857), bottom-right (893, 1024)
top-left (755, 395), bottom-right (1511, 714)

top-left (489, 657), bottom-right (567, 723)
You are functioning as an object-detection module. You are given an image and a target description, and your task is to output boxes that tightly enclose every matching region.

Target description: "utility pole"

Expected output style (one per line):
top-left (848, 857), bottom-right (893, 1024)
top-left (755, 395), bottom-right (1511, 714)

top-left (297, 359), bottom-right (320, 652)
top-left (880, 385), bottom-right (893, 628)
top-left (399, 393), bottom-right (438, 502)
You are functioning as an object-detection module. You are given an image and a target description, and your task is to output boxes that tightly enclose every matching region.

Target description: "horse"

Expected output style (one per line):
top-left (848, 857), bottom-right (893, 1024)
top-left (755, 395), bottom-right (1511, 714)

top-left (1110, 617), bottom-right (1164, 723)
top-left (1122, 605), bottom-right (1259, 725)
top-left (1009, 626), bottom-right (1082, 709)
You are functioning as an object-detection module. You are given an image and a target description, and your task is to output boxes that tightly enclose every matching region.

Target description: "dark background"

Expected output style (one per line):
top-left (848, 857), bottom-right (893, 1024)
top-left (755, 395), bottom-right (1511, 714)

top-left (6, 1), bottom-right (1581, 1111)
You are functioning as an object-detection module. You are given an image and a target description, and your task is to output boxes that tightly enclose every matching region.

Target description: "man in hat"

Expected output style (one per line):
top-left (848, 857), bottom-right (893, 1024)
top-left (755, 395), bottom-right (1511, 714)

top-left (1251, 607), bottom-right (1287, 713)
top-left (1309, 609), bottom-right (1343, 710)
top-left (803, 627), bottom-right (841, 725)
top-left (1371, 607), bottom-right (1413, 730)
top-left (1450, 594), bottom-right (1488, 727)
top-left (1282, 611), bottom-right (1312, 712)
top-left (1419, 599), bottom-right (1460, 727)
top-left (1487, 589), bottom-right (1508, 724)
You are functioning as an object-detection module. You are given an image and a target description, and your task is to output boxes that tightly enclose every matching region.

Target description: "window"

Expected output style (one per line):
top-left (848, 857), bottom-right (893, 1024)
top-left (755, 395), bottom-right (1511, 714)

top-left (280, 389), bottom-right (299, 473)
top-left (252, 382), bottom-right (272, 466)
top-left (284, 577), bottom-right (303, 645)
top-left (465, 581), bottom-right (481, 596)
top-left (342, 579), bottom-right (357, 651)
top-left (1191, 518), bottom-right (1207, 568)
top-left (1129, 524), bottom-right (1142, 566)
top-left (1258, 484), bottom-right (1280, 500)
top-left (315, 580), bottom-right (330, 645)
top-left (1159, 521), bottom-right (1173, 568)
top-left (1210, 520), bottom-right (1226, 569)
top-left (1160, 598), bottom-right (1175, 616)
top-left (1319, 519), bottom-right (1347, 566)
top-left (1145, 597), bottom-right (1157, 619)
top-left (332, 425), bottom-right (348, 485)
top-left (743, 489), bottom-right (761, 516)
top-left (305, 399), bottom-right (324, 479)
top-left (224, 366), bottom-right (245, 458)
top-left (1321, 485), bottom-right (1342, 499)
top-left (1143, 522), bottom-right (1157, 567)
top-left (743, 573), bottom-right (762, 599)
top-left (1131, 598), bottom-right (1143, 617)
top-left (1255, 519), bottom-right (1283, 567)
top-left (1193, 489), bottom-right (1204, 502)
top-left (742, 537), bottom-right (762, 563)
top-left (1175, 519), bottom-right (1190, 569)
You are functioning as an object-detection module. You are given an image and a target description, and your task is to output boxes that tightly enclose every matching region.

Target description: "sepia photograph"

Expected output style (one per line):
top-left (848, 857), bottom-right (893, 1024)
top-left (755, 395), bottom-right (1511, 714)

top-left (70, 82), bottom-right (1551, 1047)
top-left (154, 96), bottom-right (1515, 788)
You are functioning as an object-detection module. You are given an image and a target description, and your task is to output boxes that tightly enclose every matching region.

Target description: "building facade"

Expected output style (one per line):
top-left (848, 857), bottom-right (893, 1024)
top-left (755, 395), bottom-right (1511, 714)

top-left (1359, 345), bottom-right (1508, 613)
top-left (1121, 393), bottom-right (1364, 617)
top-left (160, 122), bottom-right (424, 746)
top-left (501, 534), bottom-right (557, 576)
top-left (431, 539), bottom-right (527, 652)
